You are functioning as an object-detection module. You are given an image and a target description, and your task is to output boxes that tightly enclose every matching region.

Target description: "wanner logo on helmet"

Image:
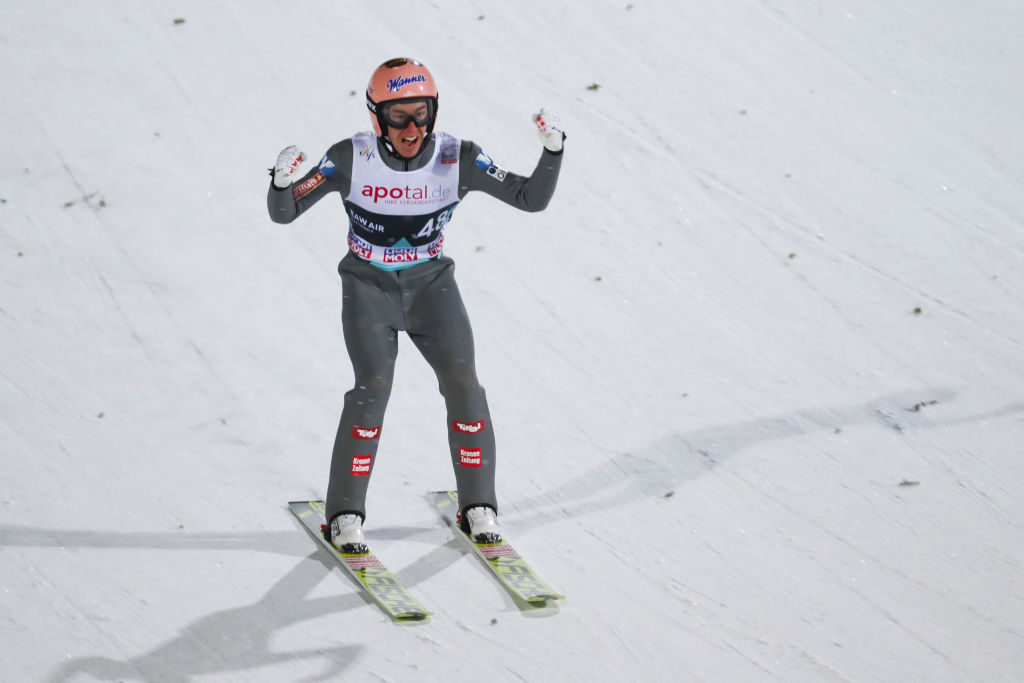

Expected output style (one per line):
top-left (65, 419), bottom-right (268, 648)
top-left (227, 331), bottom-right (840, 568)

top-left (386, 74), bottom-right (426, 93)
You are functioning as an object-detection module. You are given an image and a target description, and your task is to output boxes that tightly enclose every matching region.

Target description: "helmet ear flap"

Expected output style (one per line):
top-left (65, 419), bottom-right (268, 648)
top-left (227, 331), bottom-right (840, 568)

top-left (426, 96), bottom-right (438, 135)
top-left (366, 93), bottom-right (385, 136)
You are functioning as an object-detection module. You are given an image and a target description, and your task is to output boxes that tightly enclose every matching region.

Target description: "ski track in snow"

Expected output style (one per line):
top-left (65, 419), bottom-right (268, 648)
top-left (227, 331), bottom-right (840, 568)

top-left (692, 166), bottom-right (1024, 351)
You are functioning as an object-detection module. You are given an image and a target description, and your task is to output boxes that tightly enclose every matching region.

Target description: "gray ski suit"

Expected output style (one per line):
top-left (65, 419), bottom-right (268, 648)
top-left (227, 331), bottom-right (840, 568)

top-left (267, 130), bottom-right (562, 525)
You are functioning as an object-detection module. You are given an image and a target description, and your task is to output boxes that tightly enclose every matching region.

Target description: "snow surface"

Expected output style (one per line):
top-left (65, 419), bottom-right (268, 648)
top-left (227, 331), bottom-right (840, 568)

top-left (3, 1), bottom-right (1024, 681)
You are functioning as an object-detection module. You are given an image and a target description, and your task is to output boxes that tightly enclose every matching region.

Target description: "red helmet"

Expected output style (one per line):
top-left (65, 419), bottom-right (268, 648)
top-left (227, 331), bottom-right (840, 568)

top-left (366, 58), bottom-right (439, 137)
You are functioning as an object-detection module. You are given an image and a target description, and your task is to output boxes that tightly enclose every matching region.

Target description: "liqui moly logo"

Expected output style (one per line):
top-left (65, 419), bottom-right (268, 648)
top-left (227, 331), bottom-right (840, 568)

top-left (459, 448), bottom-right (482, 468)
top-left (348, 233), bottom-right (372, 259)
top-left (352, 425), bottom-right (381, 440)
top-left (453, 419), bottom-right (485, 434)
top-left (382, 246), bottom-right (418, 264)
top-left (428, 234), bottom-right (444, 257)
top-left (351, 455), bottom-right (372, 476)
top-left (387, 74), bottom-right (426, 92)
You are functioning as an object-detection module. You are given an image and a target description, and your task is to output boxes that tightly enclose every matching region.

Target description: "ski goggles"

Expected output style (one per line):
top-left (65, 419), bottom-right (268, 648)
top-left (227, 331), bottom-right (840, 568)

top-left (380, 98), bottom-right (436, 129)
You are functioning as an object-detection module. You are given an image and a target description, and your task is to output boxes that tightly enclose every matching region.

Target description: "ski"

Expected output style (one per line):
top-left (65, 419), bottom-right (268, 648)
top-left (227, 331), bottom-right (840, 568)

top-left (289, 500), bottom-right (431, 622)
top-left (427, 490), bottom-right (564, 607)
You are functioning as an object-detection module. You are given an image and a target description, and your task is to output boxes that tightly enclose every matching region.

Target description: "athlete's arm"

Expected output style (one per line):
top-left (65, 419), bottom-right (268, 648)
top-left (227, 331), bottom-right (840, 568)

top-left (457, 140), bottom-right (562, 212)
top-left (267, 140), bottom-right (354, 224)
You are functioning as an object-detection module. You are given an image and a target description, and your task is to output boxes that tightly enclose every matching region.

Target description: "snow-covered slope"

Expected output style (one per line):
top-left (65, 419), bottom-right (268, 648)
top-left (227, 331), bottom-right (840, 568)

top-left (2, 2), bottom-right (1023, 681)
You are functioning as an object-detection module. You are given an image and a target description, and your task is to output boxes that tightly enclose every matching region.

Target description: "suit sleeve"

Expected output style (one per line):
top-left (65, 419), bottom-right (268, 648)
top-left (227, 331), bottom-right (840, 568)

top-left (457, 140), bottom-right (562, 212)
top-left (267, 140), bottom-right (354, 224)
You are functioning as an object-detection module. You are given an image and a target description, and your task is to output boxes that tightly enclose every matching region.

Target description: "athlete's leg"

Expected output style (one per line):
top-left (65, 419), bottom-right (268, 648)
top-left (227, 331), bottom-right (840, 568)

top-left (405, 258), bottom-right (497, 515)
top-left (325, 255), bottom-right (403, 523)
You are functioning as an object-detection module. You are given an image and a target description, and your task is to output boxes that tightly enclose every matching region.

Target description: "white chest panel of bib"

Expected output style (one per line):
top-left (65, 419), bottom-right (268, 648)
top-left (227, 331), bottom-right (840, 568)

top-left (343, 132), bottom-right (461, 270)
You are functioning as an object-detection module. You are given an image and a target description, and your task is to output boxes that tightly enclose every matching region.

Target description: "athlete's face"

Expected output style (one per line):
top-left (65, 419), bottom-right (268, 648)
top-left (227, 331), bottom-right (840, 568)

top-left (385, 101), bottom-right (430, 158)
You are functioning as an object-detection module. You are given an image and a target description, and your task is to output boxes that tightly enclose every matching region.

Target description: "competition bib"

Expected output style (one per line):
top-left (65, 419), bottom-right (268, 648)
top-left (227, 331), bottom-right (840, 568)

top-left (343, 131), bottom-right (461, 270)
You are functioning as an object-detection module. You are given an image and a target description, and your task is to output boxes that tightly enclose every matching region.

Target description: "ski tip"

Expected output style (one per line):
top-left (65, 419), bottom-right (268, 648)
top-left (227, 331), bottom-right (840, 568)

top-left (395, 611), bottom-right (432, 622)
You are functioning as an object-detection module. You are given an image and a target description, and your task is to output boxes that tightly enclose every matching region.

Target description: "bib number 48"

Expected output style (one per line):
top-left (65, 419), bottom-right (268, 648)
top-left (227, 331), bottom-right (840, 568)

top-left (415, 207), bottom-right (455, 239)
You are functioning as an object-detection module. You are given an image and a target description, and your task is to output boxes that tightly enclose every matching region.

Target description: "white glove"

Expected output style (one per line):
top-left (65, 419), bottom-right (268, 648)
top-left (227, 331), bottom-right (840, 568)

top-left (272, 145), bottom-right (307, 188)
top-left (533, 108), bottom-right (564, 152)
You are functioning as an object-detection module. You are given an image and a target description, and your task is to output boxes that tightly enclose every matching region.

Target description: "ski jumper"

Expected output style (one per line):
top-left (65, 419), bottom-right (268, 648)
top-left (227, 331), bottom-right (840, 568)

top-left (268, 131), bottom-right (562, 525)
